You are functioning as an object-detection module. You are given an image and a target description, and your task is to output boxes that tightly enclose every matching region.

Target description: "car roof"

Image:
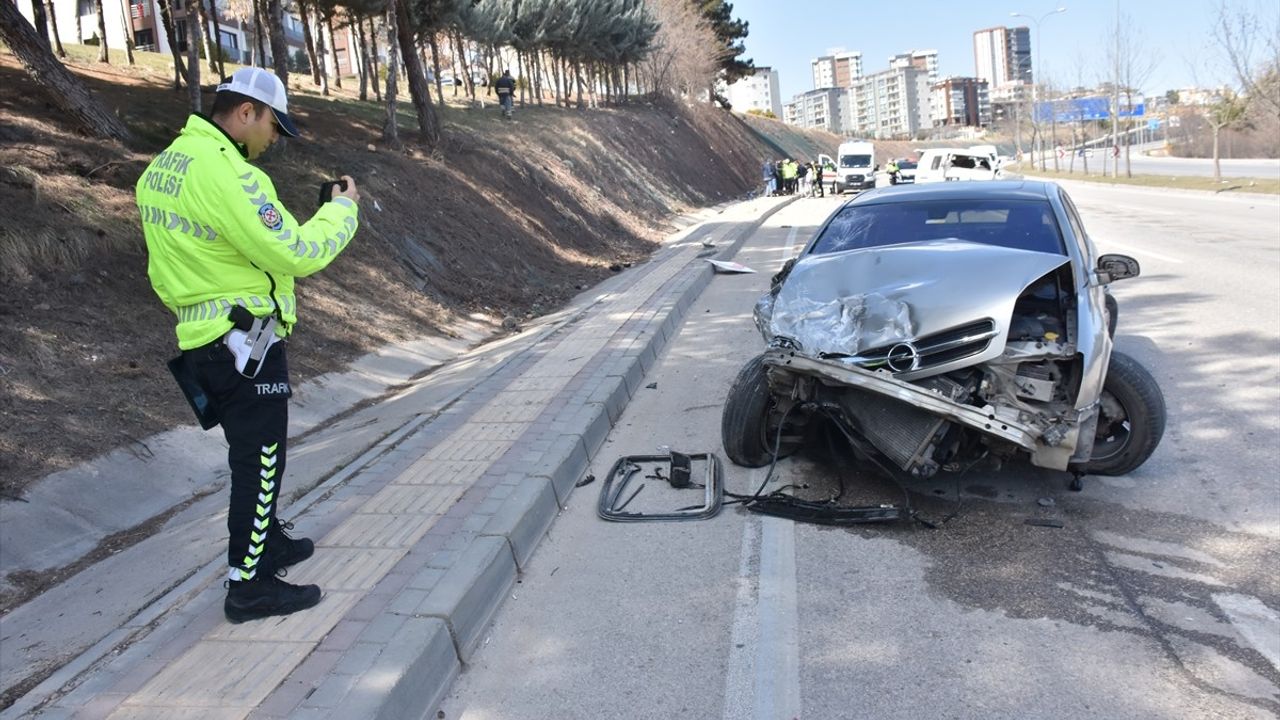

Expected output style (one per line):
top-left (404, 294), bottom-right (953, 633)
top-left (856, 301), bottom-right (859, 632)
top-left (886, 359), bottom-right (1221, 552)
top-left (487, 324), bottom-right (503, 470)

top-left (848, 180), bottom-right (1056, 205)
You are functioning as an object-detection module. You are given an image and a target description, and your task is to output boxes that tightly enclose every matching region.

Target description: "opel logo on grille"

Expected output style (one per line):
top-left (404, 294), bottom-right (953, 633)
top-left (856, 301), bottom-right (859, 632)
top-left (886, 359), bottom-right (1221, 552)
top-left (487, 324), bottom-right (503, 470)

top-left (885, 342), bottom-right (920, 373)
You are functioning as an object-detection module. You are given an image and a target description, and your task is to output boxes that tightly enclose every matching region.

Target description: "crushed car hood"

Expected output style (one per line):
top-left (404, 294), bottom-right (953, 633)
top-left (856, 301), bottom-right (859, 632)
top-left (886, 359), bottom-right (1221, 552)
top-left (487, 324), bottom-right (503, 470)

top-left (762, 239), bottom-right (1070, 362)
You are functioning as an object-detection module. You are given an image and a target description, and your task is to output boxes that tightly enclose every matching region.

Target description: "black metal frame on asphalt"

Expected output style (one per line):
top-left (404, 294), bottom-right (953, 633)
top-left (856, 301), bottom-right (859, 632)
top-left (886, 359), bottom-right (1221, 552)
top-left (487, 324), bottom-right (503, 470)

top-left (597, 452), bottom-right (723, 522)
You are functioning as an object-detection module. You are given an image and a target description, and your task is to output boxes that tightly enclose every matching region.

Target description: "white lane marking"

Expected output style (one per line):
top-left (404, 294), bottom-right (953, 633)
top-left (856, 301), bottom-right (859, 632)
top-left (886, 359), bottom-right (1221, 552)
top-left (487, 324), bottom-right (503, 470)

top-left (722, 508), bottom-right (761, 720)
top-left (755, 515), bottom-right (802, 720)
top-left (782, 226), bottom-right (800, 264)
top-left (1213, 593), bottom-right (1280, 673)
top-left (1096, 240), bottom-right (1184, 264)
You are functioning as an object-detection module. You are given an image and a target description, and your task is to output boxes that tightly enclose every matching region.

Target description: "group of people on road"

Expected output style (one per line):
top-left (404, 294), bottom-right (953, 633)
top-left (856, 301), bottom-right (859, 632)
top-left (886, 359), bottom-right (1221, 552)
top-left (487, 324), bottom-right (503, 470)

top-left (762, 157), bottom-right (837, 198)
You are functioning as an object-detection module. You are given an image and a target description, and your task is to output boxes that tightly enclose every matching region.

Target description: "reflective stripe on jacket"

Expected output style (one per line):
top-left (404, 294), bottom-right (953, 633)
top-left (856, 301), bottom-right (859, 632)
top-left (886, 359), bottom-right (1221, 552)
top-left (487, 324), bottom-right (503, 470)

top-left (136, 114), bottom-right (359, 350)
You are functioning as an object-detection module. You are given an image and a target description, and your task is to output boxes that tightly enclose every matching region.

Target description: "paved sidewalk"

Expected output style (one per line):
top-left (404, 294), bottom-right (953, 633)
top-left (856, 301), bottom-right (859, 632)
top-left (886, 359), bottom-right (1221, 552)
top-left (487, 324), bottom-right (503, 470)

top-left (4, 195), bottom-right (792, 719)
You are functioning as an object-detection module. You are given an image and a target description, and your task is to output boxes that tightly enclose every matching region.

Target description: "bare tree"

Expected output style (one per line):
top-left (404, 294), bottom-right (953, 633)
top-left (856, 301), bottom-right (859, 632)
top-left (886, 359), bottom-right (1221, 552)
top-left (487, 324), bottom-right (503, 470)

top-left (0, 0), bottom-right (131, 140)
top-left (45, 0), bottom-right (66, 58)
top-left (1106, 10), bottom-right (1160, 177)
top-left (94, 0), bottom-right (109, 62)
top-left (157, 0), bottom-right (187, 89)
top-left (1213, 1), bottom-right (1280, 118)
top-left (30, 0), bottom-right (50, 51)
top-left (186, 0), bottom-right (203, 111)
top-left (266, 0), bottom-right (289, 85)
top-left (117, 0), bottom-right (135, 65)
top-left (382, 0), bottom-right (400, 145)
top-left (637, 0), bottom-right (718, 100)
top-left (394, 0), bottom-right (439, 142)
top-left (1207, 91), bottom-right (1250, 178)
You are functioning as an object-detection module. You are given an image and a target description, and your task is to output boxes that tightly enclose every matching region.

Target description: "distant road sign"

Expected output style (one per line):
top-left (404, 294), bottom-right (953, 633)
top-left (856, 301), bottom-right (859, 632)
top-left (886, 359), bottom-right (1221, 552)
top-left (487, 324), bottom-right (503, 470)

top-left (1034, 96), bottom-right (1146, 123)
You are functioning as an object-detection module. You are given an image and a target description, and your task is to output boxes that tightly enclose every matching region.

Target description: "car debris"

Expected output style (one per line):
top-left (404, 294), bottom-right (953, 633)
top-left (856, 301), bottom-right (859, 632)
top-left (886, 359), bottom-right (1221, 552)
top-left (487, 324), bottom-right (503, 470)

top-left (708, 260), bottom-right (757, 274)
top-left (597, 451), bottom-right (723, 522)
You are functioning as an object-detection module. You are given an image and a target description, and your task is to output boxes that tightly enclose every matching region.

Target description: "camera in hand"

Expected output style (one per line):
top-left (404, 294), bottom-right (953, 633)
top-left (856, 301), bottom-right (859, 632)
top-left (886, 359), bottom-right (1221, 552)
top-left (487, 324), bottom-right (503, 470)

top-left (318, 178), bottom-right (349, 208)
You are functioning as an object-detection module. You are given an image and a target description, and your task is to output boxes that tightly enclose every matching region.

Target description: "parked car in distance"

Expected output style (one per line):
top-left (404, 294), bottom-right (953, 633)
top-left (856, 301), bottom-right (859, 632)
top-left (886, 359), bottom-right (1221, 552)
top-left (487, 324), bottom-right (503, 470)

top-left (891, 158), bottom-right (917, 184)
top-left (724, 180), bottom-right (1163, 490)
top-left (915, 148), bottom-right (1001, 183)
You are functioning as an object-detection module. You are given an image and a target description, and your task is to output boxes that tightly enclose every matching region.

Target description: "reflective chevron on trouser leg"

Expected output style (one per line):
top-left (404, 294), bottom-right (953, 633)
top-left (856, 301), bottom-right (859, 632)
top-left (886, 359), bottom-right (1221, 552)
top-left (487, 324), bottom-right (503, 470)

top-left (232, 443), bottom-right (278, 580)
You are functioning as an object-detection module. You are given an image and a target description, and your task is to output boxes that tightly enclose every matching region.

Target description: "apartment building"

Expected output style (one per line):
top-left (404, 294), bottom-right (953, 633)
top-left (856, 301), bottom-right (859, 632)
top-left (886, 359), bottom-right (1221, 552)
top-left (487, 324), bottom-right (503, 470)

top-left (931, 76), bottom-right (991, 127)
top-left (847, 65), bottom-right (932, 139)
top-left (811, 51), bottom-right (862, 90)
top-left (889, 49), bottom-right (939, 84)
top-left (783, 87), bottom-right (849, 133)
top-left (19, 0), bottom-right (306, 70)
top-left (725, 67), bottom-right (783, 117)
top-left (973, 26), bottom-right (1031, 89)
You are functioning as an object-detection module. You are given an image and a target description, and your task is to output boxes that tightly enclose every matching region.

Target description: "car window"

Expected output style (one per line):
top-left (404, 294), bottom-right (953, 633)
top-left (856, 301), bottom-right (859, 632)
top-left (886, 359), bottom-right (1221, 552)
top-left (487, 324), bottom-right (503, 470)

top-left (840, 154), bottom-right (872, 168)
top-left (931, 154), bottom-right (943, 170)
top-left (810, 199), bottom-right (1067, 256)
top-left (1059, 189), bottom-right (1098, 259)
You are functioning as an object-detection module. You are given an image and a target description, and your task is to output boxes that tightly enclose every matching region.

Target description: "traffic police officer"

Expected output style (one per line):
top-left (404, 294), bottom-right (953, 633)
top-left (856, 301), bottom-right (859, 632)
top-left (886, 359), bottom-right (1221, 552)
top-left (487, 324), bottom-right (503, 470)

top-left (136, 67), bottom-right (361, 623)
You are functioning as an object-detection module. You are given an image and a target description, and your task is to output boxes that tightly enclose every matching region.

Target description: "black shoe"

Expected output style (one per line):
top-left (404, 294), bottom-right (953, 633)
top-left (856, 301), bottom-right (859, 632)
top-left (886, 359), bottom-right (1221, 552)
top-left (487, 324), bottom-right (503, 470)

top-left (266, 520), bottom-right (314, 570)
top-left (224, 574), bottom-right (322, 623)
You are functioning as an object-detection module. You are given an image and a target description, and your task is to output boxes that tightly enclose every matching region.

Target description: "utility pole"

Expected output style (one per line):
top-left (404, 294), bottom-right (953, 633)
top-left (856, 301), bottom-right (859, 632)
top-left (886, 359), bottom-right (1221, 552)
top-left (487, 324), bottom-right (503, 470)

top-left (1111, 0), bottom-right (1120, 178)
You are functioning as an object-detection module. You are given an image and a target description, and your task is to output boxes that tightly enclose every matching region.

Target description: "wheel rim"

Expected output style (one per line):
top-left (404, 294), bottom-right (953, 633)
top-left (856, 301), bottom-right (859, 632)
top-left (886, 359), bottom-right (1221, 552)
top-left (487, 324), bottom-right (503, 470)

top-left (1091, 390), bottom-right (1132, 462)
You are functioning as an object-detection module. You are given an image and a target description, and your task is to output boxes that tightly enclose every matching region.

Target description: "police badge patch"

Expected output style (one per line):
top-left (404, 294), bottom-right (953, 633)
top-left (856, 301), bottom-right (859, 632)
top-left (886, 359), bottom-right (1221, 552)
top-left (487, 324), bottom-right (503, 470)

top-left (258, 203), bottom-right (284, 231)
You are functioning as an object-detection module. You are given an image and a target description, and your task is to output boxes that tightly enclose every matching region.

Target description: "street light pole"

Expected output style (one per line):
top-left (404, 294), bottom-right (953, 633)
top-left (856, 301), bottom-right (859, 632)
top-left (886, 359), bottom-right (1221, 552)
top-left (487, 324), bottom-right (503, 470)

top-left (1011, 7), bottom-right (1066, 172)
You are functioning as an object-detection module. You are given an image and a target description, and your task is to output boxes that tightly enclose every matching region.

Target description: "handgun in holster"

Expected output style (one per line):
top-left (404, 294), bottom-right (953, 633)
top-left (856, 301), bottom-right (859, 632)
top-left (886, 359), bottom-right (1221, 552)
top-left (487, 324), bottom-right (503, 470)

top-left (226, 305), bottom-right (278, 378)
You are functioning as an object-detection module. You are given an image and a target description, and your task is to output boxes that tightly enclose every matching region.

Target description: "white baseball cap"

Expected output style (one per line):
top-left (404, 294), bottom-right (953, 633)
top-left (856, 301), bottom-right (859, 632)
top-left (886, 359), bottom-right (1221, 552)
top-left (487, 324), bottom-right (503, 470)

top-left (216, 67), bottom-right (299, 137)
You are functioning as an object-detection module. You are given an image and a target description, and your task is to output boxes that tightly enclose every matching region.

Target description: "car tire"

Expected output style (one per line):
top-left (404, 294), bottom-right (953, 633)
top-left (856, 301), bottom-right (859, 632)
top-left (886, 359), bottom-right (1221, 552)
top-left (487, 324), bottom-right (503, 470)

top-left (1105, 293), bottom-right (1119, 338)
top-left (1083, 351), bottom-right (1165, 476)
top-left (721, 355), bottom-right (797, 468)
top-left (834, 182), bottom-right (843, 195)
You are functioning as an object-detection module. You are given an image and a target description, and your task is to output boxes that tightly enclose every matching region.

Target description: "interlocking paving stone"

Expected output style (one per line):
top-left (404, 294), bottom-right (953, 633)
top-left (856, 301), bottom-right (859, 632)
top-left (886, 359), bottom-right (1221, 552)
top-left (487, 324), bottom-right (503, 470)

top-left (113, 641), bottom-right (312, 714)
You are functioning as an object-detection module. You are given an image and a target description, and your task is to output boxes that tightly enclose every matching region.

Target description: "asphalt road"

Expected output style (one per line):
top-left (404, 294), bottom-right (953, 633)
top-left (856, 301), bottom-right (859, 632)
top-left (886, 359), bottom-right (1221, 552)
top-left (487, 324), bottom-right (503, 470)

top-left (439, 184), bottom-right (1280, 719)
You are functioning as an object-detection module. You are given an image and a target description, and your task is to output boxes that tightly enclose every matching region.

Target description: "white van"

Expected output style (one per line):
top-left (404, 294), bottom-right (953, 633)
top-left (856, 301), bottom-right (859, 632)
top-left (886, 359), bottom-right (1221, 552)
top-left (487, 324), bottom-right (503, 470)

top-left (915, 148), bottom-right (1000, 183)
top-left (834, 141), bottom-right (876, 193)
top-left (969, 144), bottom-right (1002, 171)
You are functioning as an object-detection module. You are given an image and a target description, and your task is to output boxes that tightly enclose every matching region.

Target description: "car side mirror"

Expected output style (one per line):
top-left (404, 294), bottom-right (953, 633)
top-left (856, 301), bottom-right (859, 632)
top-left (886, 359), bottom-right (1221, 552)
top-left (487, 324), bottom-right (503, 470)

top-left (1096, 254), bottom-right (1140, 284)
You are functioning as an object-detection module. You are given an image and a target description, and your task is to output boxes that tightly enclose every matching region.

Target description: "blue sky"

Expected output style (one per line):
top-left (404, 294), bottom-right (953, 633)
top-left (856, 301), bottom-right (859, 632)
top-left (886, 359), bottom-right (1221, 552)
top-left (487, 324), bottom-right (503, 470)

top-left (730, 0), bottom-right (1239, 102)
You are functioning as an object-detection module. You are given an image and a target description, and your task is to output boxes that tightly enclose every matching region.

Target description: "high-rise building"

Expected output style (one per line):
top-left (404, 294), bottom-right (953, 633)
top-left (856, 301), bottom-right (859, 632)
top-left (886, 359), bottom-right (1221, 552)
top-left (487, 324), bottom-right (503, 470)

top-left (973, 26), bottom-right (1032, 88)
top-left (931, 77), bottom-right (992, 128)
top-left (784, 88), bottom-right (849, 133)
top-left (847, 66), bottom-right (932, 139)
top-left (889, 50), bottom-right (939, 84)
top-left (811, 51), bottom-right (863, 89)
top-left (725, 67), bottom-right (783, 118)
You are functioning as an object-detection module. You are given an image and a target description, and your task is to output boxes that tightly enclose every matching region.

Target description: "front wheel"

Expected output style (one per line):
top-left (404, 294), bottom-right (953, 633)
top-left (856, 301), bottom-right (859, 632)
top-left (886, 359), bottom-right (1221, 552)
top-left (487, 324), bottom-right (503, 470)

top-left (833, 182), bottom-right (843, 195)
top-left (1083, 351), bottom-right (1166, 476)
top-left (721, 355), bottom-right (800, 467)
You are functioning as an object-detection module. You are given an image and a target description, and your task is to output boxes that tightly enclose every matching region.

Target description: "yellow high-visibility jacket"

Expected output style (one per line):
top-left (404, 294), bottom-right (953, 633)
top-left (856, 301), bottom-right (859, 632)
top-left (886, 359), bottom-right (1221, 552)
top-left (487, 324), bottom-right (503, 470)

top-left (136, 114), bottom-right (359, 350)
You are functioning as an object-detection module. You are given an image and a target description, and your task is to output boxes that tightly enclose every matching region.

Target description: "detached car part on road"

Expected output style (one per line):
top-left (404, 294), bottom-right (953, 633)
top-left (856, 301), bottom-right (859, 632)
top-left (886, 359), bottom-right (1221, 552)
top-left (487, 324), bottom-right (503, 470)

top-left (722, 181), bottom-right (1166, 489)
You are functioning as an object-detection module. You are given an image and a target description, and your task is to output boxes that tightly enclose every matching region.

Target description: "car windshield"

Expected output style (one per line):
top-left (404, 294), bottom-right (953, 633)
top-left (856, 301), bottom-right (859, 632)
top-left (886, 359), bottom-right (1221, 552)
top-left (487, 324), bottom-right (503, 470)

top-left (810, 199), bottom-right (1066, 256)
top-left (840, 154), bottom-right (872, 168)
top-left (898, 161), bottom-right (918, 169)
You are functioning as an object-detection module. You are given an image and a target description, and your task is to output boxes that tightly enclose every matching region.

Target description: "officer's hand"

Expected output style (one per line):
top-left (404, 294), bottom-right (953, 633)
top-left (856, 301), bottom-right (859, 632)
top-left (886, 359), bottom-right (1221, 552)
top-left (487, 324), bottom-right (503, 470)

top-left (335, 175), bottom-right (361, 205)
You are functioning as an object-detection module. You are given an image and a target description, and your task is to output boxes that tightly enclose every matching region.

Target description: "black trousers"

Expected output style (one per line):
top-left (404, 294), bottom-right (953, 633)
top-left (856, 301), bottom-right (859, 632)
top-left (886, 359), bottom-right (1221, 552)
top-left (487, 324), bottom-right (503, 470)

top-left (185, 339), bottom-right (292, 580)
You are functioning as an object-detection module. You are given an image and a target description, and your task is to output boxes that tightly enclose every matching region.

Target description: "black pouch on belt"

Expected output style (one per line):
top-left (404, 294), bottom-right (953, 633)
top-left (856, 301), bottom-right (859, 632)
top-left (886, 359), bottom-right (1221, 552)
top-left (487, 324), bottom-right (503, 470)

top-left (167, 354), bottom-right (221, 430)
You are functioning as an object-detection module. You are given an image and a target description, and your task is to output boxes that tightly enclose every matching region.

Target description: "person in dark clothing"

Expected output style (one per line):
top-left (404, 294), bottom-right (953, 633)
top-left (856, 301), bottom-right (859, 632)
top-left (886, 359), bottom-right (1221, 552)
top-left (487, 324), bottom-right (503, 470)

top-left (495, 69), bottom-right (516, 118)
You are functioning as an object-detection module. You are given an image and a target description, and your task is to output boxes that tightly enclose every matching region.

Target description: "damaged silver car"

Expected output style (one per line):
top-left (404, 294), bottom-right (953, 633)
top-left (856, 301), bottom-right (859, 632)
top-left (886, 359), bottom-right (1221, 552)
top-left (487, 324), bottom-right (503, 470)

top-left (722, 180), bottom-right (1165, 490)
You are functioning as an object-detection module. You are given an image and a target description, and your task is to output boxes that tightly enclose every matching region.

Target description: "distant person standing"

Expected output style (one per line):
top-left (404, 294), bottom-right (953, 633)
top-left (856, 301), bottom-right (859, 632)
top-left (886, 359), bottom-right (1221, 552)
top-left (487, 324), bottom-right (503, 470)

top-left (796, 160), bottom-right (810, 196)
top-left (762, 158), bottom-right (776, 197)
top-left (495, 69), bottom-right (516, 118)
top-left (812, 161), bottom-right (825, 197)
